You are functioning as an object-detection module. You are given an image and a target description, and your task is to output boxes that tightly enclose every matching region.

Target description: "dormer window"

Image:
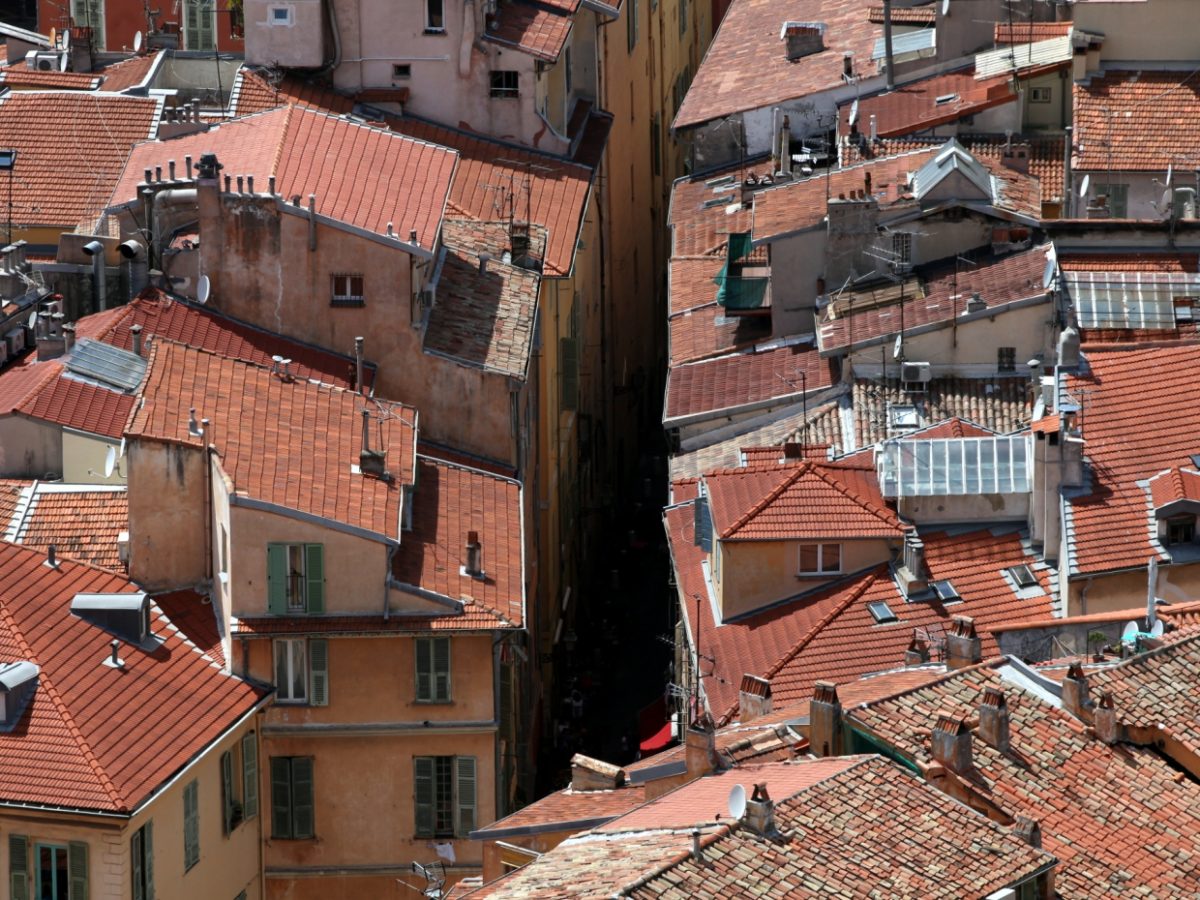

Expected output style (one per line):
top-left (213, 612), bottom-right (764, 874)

top-left (1166, 515), bottom-right (1196, 546)
top-left (70, 592), bottom-right (152, 646)
top-left (0, 661), bottom-right (38, 729)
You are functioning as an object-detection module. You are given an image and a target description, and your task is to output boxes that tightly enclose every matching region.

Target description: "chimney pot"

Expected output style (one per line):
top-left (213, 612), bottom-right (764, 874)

top-left (978, 686), bottom-right (1010, 753)
top-left (237, 175), bottom-right (244, 193)
top-left (946, 615), bottom-right (982, 669)
top-left (744, 783), bottom-right (777, 835)
top-left (143, 167), bottom-right (153, 185)
top-left (1013, 816), bottom-right (1042, 849)
top-left (224, 174), bottom-right (232, 192)
top-left (930, 711), bottom-right (972, 773)
top-left (1093, 689), bottom-right (1120, 743)
top-left (1061, 660), bottom-right (1091, 720)
top-left (685, 714), bottom-right (719, 776)
top-left (354, 336), bottom-right (365, 396)
top-left (154, 165), bottom-right (162, 182)
top-left (185, 155), bottom-right (193, 179)
top-left (168, 159), bottom-right (176, 181)
top-left (46, 544), bottom-right (58, 568)
top-left (810, 680), bottom-right (842, 757)
top-left (691, 829), bottom-right (703, 863)
top-left (130, 323), bottom-right (143, 357)
top-left (61, 323), bottom-right (75, 354)
top-left (904, 633), bottom-right (930, 666)
top-left (268, 175), bottom-right (276, 195)
top-left (738, 674), bottom-right (772, 723)
top-left (464, 531), bottom-right (484, 578)
top-left (410, 228), bottom-right (419, 245)
top-left (247, 175), bottom-right (254, 193)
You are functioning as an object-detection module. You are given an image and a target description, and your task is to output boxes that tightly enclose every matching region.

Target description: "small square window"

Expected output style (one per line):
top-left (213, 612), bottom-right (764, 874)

top-left (931, 580), bottom-right (959, 602)
top-left (998, 346), bottom-right (1016, 372)
top-left (867, 601), bottom-right (897, 624)
top-left (1167, 516), bottom-right (1196, 546)
top-left (393, 64), bottom-right (412, 80)
top-left (798, 543), bottom-right (841, 575)
top-left (269, 6), bottom-right (293, 25)
top-left (1007, 565), bottom-right (1037, 588)
top-left (1030, 86), bottom-right (1052, 103)
top-left (331, 273), bottom-right (365, 307)
top-left (490, 71), bottom-right (519, 98)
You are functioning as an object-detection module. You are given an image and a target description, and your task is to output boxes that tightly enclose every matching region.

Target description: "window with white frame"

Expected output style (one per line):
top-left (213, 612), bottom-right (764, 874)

top-left (490, 71), bottom-right (519, 98)
top-left (330, 274), bottom-right (365, 307)
top-left (798, 543), bottom-right (841, 575)
top-left (1029, 86), bottom-right (1052, 104)
top-left (273, 638), bottom-right (329, 705)
top-left (426, 0), bottom-right (445, 31)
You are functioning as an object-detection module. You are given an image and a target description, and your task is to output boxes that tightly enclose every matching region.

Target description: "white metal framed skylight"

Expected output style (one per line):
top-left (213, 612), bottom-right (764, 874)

top-left (1066, 272), bottom-right (1200, 329)
top-left (878, 435), bottom-right (1031, 498)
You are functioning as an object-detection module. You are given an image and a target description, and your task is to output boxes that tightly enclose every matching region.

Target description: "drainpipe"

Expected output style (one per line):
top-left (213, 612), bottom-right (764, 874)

top-left (308, 195), bottom-right (317, 251)
top-left (1063, 126), bottom-right (1073, 218)
top-left (82, 240), bottom-right (106, 312)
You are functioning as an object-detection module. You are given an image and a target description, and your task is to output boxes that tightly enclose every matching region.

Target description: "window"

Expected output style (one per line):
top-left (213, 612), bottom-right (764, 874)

top-left (1093, 183), bottom-right (1128, 218)
top-left (273, 638), bottom-right (329, 705)
top-left (1167, 516), bottom-right (1196, 545)
top-left (330, 274), bottom-right (365, 307)
top-left (392, 63), bottom-right (412, 80)
top-left (229, 0), bottom-right (245, 37)
top-left (931, 580), bottom-right (960, 603)
top-left (426, 0), bottom-right (445, 31)
top-left (1007, 565), bottom-right (1037, 588)
top-left (867, 601), bottom-right (897, 624)
top-left (997, 346), bottom-right (1016, 372)
top-left (490, 71), bottom-right (519, 98)
top-left (242, 731), bottom-right (259, 821)
top-left (1029, 86), bottom-right (1052, 103)
top-left (270, 757), bottom-right (315, 839)
top-left (678, 0), bottom-right (687, 37)
top-left (415, 637), bottom-right (451, 702)
top-left (798, 543), bottom-right (841, 575)
top-left (650, 113), bottom-right (662, 177)
top-left (72, 0), bottom-right (106, 49)
top-left (414, 756), bottom-right (476, 838)
top-left (31, 843), bottom-right (85, 900)
top-left (132, 822), bottom-right (154, 900)
top-left (183, 779), bottom-right (199, 871)
top-left (267, 543), bottom-right (325, 614)
top-left (564, 46), bottom-right (572, 96)
top-left (627, 0), bottom-right (639, 51)
top-left (221, 750), bottom-right (243, 834)
top-left (268, 5), bottom-right (293, 25)
top-left (185, 0), bottom-right (217, 48)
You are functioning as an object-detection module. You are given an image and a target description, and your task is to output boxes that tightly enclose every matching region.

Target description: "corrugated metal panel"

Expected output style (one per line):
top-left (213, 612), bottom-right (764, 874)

top-left (974, 35), bottom-right (1071, 80)
top-left (872, 27), bottom-right (936, 61)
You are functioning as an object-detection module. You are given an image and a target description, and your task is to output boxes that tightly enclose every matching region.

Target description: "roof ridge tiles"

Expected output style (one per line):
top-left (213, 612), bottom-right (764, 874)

top-left (807, 461), bottom-right (905, 528)
top-left (720, 463), bottom-right (810, 538)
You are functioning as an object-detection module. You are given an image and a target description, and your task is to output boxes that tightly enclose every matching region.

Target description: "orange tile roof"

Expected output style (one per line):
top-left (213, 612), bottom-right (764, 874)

top-left (152, 588), bottom-right (225, 667)
top-left (668, 294), bottom-right (771, 366)
top-left (850, 375), bottom-right (1031, 447)
top-left (390, 454), bottom-right (525, 628)
top-left (389, 116), bottom-right (594, 277)
top-left (840, 70), bottom-right (1017, 139)
top-left (867, 4), bottom-right (934, 24)
top-left (664, 342), bottom-right (836, 422)
top-left (1057, 252), bottom-right (1199, 272)
top-left (0, 479), bottom-right (25, 524)
top-left (1147, 466), bottom-right (1200, 510)
top-left (994, 21), bottom-right (1072, 44)
top-left (473, 785), bottom-right (649, 837)
top-left (128, 340), bottom-right (416, 538)
top-left (230, 67), bottom-right (355, 117)
top-left (669, 162), bottom-right (756, 258)
top-left (0, 65), bottom-right (100, 90)
top-left (674, 0), bottom-right (881, 130)
top-left (95, 52), bottom-right (160, 92)
top-left (850, 659), bottom-right (1200, 897)
top-left (112, 105), bottom-right (456, 250)
top-left (7, 485), bottom-right (127, 570)
top-left (485, 2), bottom-right (575, 62)
top-left (1063, 344), bottom-right (1200, 575)
top-left (426, 220), bottom-right (541, 379)
top-left (905, 416), bottom-right (998, 440)
top-left (0, 541), bottom-right (264, 813)
top-left (1073, 70), bottom-right (1200, 173)
top-left (16, 367), bottom-right (136, 439)
top-left (0, 90), bottom-right (160, 228)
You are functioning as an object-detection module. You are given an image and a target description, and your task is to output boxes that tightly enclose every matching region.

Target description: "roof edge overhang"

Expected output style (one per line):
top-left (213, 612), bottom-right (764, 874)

top-left (229, 493), bottom-right (399, 545)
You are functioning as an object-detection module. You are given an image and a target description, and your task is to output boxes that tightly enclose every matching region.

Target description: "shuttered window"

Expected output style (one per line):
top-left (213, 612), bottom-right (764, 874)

top-left (267, 544), bottom-right (325, 614)
top-left (68, 842), bottom-right (87, 900)
top-left (273, 639), bottom-right (328, 705)
top-left (71, 0), bottom-right (105, 49)
top-left (414, 637), bottom-right (451, 702)
top-left (270, 757), bottom-right (315, 839)
top-left (309, 638), bottom-right (329, 706)
top-left (132, 822), bottom-right (153, 900)
top-left (414, 756), bottom-right (477, 838)
top-left (184, 0), bottom-right (216, 50)
top-left (221, 750), bottom-right (236, 835)
top-left (183, 780), bottom-right (199, 871)
top-left (10, 834), bottom-right (27, 900)
top-left (242, 732), bottom-right (258, 819)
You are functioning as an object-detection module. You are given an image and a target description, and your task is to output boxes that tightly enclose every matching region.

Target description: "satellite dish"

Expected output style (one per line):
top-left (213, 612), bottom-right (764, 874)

top-left (941, 0), bottom-right (950, 15)
top-left (197, 275), bottom-right (211, 305)
top-left (133, 30), bottom-right (143, 54)
top-left (1151, 619), bottom-right (1165, 639)
top-left (1079, 174), bottom-right (1090, 198)
top-left (892, 333), bottom-right (903, 360)
top-left (61, 28), bottom-right (70, 50)
top-left (848, 99), bottom-right (859, 128)
top-left (26, 310), bottom-right (37, 329)
top-left (119, 436), bottom-right (126, 458)
top-left (1161, 189), bottom-right (1174, 213)
top-left (1166, 163), bottom-right (1173, 188)
top-left (59, 52), bottom-right (68, 72)
top-left (1121, 621), bottom-right (1139, 644)
top-left (727, 784), bottom-right (747, 820)
top-left (103, 446), bottom-right (117, 478)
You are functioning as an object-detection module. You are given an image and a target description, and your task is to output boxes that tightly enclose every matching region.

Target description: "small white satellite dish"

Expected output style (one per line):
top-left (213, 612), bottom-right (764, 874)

top-left (197, 275), bottom-right (211, 305)
top-left (133, 30), bottom-right (143, 54)
top-left (1166, 163), bottom-right (1173, 188)
top-left (892, 333), bottom-right (903, 360)
top-left (1121, 621), bottom-right (1139, 644)
top-left (727, 784), bottom-right (747, 820)
top-left (59, 52), bottom-right (68, 72)
top-left (1161, 189), bottom-right (1174, 214)
top-left (1151, 619), bottom-right (1165, 639)
top-left (1079, 174), bottom-right (1090, 198)
top-left (848, 99), bottom-right (859, 128)
top-left (26, 310), bottom-right (37, 329)
top-left (118, 436), bottom-right (127, 458)
top-left (61, 28), bottom-right (70, 50)
top-left (941, 0), bottom-right (950, 15)
top-left (103, 446), bottom-right (116, 478)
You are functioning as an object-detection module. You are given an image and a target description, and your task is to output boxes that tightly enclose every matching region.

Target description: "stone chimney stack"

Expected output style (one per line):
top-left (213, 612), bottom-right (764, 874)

top-left (743, 783), bottom-right (777, 836)
top-left (930, 712), bottom-right (972, 773)
top-left (1093, 690), bottom-right (1120, 744)
top-left (978, 686), bottom-right (1010, 753)
top-left (1061, 661), bottom-right (1091, 720)
top-left (570, 754), bottom-right (626, 791)
top-left (685, 715), bottom-right (720, 778)
top-left (738, 674), bottom-right (772, 723)
top-left (946, 616), bottom-right (982, 670)
top-left (1012, 815), bottom-right (1042, 849)
top-left (809, 681), bottom-right (843, 757)
top-left (904, 633), bottom-right (930, 667)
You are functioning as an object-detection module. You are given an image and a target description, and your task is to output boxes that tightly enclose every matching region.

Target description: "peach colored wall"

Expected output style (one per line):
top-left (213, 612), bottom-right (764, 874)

top-left (127, 439), bottom-right (209, 591)
top-left (1068, 564), bottom-right (1200, 617)
top-left (0, 415), bottom-right (61, 477)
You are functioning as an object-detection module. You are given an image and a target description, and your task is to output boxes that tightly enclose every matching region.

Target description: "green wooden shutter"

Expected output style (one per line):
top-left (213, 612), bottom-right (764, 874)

top-left (221, 750), bottom-right (234, 834)
top-left (309, 639), bottom-right (329, 706)
top-left (415, 638), bottom-right (431, 701)
top-left (267, 545), bottom-right (288, 614)
top-left (270, 757), bottom-right (292, 838)
top-left (143, 821), bottom-right (154, 900)
top-left (10, 834), bottom-right (28, 900)
top-left (456, 756), bottom-right (477, 836)
top-left (414, 757), bottom-right (434, 837)
top-left (291, 757), bottom-right (315, 839)
top-left (433, 637), bottom-right (451, 702)
top-left (242, 732), bottom-right (258, 819)
top-left (186, 0), bottom-right (215, 50)
top-left (183, 780), bottom-right (199, 869)
top-left (132, 831), bottom-right (143, 900)
top-left (68, 842), bottom-right (88, 900)
top-left (305, 545), bottom-right (325, 613)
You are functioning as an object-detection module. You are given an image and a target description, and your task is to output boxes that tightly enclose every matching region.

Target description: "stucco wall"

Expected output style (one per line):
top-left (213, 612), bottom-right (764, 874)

top-left (0, 414), bottom-right (61, 477)
top-left (898, 491), bottom-right (1030, 525)
top-left (1075, 0), bottom-right (1200, 63)
top-left (126, 439), bottom-right (209, 590)
top-left (62, 428), bottom-right (126, 485)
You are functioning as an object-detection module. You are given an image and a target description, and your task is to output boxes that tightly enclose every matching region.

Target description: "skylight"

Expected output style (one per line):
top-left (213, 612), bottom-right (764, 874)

top-left (878, 436), bottom-right (1031, 498)
top-left (868, 600), bottom-right (898, 624)
top-left (1066, 272), bottom-right (1200, 329)
top-left (931, 580), bottom-right (959, 602)
top-left (1007, 565), bottom-right (1037, 588)
top-left (64, 339), bottom-right (148, 392)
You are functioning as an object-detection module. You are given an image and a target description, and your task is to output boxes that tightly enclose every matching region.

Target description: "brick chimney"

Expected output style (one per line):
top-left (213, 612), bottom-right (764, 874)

top-left (897, 532), bottom-right (927, 598)
top-left (738, 674), bottom-right (772, 723)
top-left (1012, 815), bottom-right (1042, 849)
top-left (1093, 690), bottom-right (1120, 744)
top-left (978, 686), bottom-right (1010, 753)
top-left (781, 21), bottom-right (824, 61)
top-left (1061, 660), bottom-right (1091, 719)
top-left (685, 714), bottom-right (720, 778)
top-left (1001, 142), bottom-right (1031, 174)
top-left (809, 681), bottom-right (843, 757)
top-left (946, 616), bottom-right (982, 669)
top-left (743, 783), bottom-right (777, 836)
top-left (904, 633), bottom-right (930, 667)
top-left (930, 712), bottom-right (972, 773)
top-left (570, 754), bottom-right (626, 791)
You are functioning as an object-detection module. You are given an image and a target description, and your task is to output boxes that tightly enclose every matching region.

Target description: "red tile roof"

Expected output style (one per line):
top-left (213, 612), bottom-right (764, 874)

top-left (668, 291), bottom-right (771, 366)
top-left (484, 2), bottom-right (575, 62)
top-left (128, 340), bottom-right (416, 538)
top-left (0, 479), bottom-right (25, 524)
top-left (16, 367), bottom-right (136, 439)
top-left (389, 116), bottom-right (594, 277)
top-left (664, 342), bottom-right (835, 422)
top-left (7, 485), bottom-right (127, 570)
top-left (473, 785), bottom-right (649, 837)
top-left (230, 67), bottom-right (355, 117)
top-left (840, 70), bottom-right (1017, 139)
top-left (867, 4), bottom-right (934, 24)
top-left (95, 52), bottom-right (160, 92)
top-left (1147, 466), bottom-right (1200, 510)
top-left (994, 21), bottom-right (1072, 44)
top-left (669, 162), bottom-right (755, 258)
top-left (1073, 70), bottom-right (1200, 173)
top-left (674, 0), bottom-right (881, 130)
top-left (390, 453), bottom-right (525, 628)
top-left (850, 659), bottom-right (1200, 897)
top-left (904, 416), bottom-right (998, 440)
top-left (113, 105), bottom-right (457, 250)
top-left (817, 244), bottom-right (1051, 352)
top-left (1063, 344), bottom-right (1200, 575)
top-left (0, 66), bottom-right (100, 90)
top-left (0, 541), bottom-right (264, 813)
top-left (152, 588), bottom-right (226, 667)
top-left (850, 375), bottom-right (1031, 448)
top-left (1057, 252), bottom-right (1198, 272)
top-left (0, 91), bottom-right (160, 228)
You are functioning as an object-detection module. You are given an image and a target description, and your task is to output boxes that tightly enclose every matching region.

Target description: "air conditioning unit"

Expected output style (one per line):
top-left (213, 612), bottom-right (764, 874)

top-left (4, 328), bottom-right (24, 358)
top-left (901, 361), bottom-right (933, 384)
top-left (117, 531), bottom-right (130, 565)
top-left (28, 51), bottom-right (64, 71)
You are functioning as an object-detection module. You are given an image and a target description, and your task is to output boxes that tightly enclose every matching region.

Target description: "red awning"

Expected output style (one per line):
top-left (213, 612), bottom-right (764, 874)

top-left (639, 721), bottom-right (674, 754)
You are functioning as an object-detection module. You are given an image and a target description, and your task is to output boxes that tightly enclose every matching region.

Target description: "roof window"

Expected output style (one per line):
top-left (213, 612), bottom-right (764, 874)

top-left (930, 580), bottom-right (959, 602)
top-left (1006, 565), bottom-right (1037, 589)
top-left (867, 600), bottom-right (898, 624)
top-left (70, 592), bottom-right (153, 647)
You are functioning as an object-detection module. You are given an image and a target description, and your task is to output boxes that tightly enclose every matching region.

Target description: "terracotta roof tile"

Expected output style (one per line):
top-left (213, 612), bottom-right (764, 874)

top-left (669, 163), bottom-right (755, 258)
top-left (994, 21), bottom-right (1072, 44)
top-left (230, 67), bottom-right (355, 117)
top-left (664, 343), bottom-right (835, 422)
top-left (152, 588), bottom-right (226, 667)
top-left (1146, 466), bottom-right (1200, 510)
top-left (668, 295), bottom-right (771, 366)
top-left (474, 785), bottom-right (648, 837)
top-left (112, 105), bottom-right (456, 249)
top-left (390, 453), bottom-right (525, 628)
top-left (839, 70), bottom-right (1017, 139)
top-left (867, 4), bottom-right (934, 24)
top-left (674, 0), bottom-right (881, 129)
top-left (0, 541), bottom-right (264, 813)
top-left (0, 66), bottom-right (100, 90)
top-left (0, 91), bottom-right (160, 228)
top-left (1057, 252), bottom-right (1198, 272)
top-left (128, 340), bottom-right (416, 537)
top-left (1073, 70), bottom-right (1200, 172)
top-left (850, 375), bottom-right (1030, 448)
top-left (95, 52), bottom-right (160, 92)
top-left (0, 479), bottom-right (26, 524)
top-left (7, 485), bottom-right (127, 570)
top-left (16, 367), bottom-right (136, 439)
top-left (484, 2), bottom-right (575, 62)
